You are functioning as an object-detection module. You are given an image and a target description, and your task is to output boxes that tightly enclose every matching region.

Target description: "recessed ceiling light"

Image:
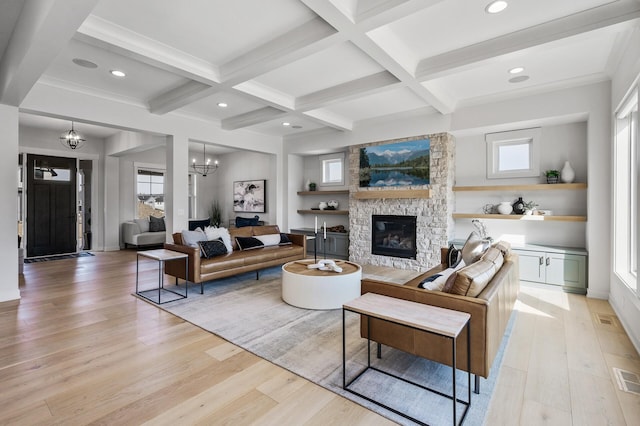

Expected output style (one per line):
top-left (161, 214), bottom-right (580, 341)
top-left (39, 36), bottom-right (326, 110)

top-left (291, 125), bottom-right (302, 129)
top-left (110, 70), bottom-right (126, 78)
top-left (282, 122), bottom-right (291, 126)
top-left (509, 75), bottom-right (530, 83)
top-left (72, 58), bottom-right (98, 69)
top-left (217, 102), bottom-right (228, 108)
top-left (509, 67), bottom-right (524, 74)
top-left (485, 1), bottom-right (508, 14)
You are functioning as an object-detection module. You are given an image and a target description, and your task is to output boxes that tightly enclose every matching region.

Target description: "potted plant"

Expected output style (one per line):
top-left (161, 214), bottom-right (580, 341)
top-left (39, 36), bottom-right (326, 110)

top-left (209, 200), bottom-right (222, 227)
top-left (545, 170), bottom-right (560, 184)
top-left (309, 182), bottom-right (317, 191)
top-left (523, 200), bottom-right (538, 215)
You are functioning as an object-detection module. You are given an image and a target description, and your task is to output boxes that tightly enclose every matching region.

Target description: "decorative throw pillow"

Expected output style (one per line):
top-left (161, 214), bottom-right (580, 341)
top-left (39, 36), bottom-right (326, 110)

top-left (235, 215), bottom-right (260, 228)
top-left (181, 228), bottom-right (206, 248)
top-left (235, 236), bottom-right (264, 250)
top-left (189, 218), bottom-right (211, 231)
top-left (204, 226), bottom-right (232, 253)
top-left (255, 233), bottom-right (282, 247)
top-left (447, 243), bottom-right (462, 268)
top-left (198, 239), bottom-right (228, 259)
top-left (134, 218), bottom-right (150, 233)
top-left (149, 216), bottom-right (166, 232)
top-left (279, 233), bottom-right (292, 245)
top-left (441, 272), bottom-right (458, 293)
top-left (461, 232), bottom-right (489, 265)
top-left (229, 227), bottom-right (253, 250)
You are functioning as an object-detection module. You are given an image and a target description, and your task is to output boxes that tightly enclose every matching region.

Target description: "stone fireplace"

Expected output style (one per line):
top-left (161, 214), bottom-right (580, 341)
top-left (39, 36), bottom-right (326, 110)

top-left (348, 133), bottom-right (455, 271)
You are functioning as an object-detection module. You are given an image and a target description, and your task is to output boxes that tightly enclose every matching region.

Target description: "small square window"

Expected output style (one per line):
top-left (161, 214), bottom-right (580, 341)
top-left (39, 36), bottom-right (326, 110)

top-left (320, 153), bottom-right (344, 186)
top-left (486, 128), bottom-right (540, 179)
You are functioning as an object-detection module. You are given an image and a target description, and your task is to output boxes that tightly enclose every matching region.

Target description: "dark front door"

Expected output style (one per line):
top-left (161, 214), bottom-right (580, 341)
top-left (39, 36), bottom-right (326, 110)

top-left (26, 154), bottom-right (77, 257)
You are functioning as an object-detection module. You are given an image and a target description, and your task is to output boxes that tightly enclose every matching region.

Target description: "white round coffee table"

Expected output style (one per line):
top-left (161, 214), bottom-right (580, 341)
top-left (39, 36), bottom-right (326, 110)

top-left (282, 259), bottom-right (362, 310)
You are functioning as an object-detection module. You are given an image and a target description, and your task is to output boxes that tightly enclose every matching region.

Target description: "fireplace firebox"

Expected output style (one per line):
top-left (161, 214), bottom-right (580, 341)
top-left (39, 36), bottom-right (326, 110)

top-left (371, 215), bottom-right (417, 259)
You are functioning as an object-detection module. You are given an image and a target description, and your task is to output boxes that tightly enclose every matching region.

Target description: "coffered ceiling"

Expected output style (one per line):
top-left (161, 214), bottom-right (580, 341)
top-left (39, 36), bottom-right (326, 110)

top-left (1, 0), bottom-right (639, 143)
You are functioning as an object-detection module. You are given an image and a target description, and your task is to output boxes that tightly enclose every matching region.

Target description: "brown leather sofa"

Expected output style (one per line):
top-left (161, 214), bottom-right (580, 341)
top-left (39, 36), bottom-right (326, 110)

top-left (360, 246), bottom-right (519, 392)
top-left (164, 225), bottom-right (306, 287)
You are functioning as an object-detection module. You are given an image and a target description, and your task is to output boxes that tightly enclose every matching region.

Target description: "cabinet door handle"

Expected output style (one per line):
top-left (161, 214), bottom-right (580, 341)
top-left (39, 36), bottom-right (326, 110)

top-left (539, 256), bottom-right (544, 265)
top-left (546, 257), bottom-right (551, 266)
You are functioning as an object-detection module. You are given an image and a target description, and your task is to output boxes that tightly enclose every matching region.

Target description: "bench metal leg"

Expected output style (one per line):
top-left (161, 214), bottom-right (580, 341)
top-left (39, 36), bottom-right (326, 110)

top-left (474, 375), bottom-right (480, 394)
top-left (377, 342), bottom-right (382, 359)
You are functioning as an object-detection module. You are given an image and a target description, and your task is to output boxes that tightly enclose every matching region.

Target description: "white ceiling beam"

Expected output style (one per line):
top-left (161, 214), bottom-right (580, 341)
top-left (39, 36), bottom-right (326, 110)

top-left (353, 0), bottom-right (444, 28)
top-left (149, 81), bottom-right (216, 115)
top-left (220, 17), bottom-right (342, 84)
top-left (296, 71), bottom-right (401, 111)
top-left (301, 0), bottom-right (454, 114)
top-left (303, 109), bottom-right (353, 131)
top-left (415, 0), bottom-right (640, 81)
top-left (76, 15), bottom-right (221, 86)
top-left (221, 106), bottom-right (288, 131)
top-left (0, 0), bottom-right (99, 106)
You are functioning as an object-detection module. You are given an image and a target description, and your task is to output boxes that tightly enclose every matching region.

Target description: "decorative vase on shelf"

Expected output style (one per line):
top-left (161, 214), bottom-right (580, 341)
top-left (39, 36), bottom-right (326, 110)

top-left (318, 201), bottom-right (328, 210)
top-left (512, 197), bottom-right (525, 215)
top-left (497, 202), bottom-right (513, 215)
top-left (305, 179), bottom-right (311, 191)
top-left (561, 161), bottom-right (575, 183)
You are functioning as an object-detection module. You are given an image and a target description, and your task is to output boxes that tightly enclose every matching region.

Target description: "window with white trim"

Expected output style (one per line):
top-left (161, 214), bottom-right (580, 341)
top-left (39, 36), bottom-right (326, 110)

top-left (320, 152), bottom-right (344, 186)
top-left (614, 84), bottom-right (639, 293)
top-left (485, 128), bottom-right (541, 179)
top-left (136, 168), bottom-right (165, 219)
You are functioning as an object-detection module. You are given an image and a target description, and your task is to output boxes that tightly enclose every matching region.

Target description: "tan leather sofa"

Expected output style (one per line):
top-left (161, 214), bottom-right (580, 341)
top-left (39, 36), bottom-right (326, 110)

top-left (164, 225), bottom-right (306, 286)
top-left (360, 247), bottom-right (519, 392)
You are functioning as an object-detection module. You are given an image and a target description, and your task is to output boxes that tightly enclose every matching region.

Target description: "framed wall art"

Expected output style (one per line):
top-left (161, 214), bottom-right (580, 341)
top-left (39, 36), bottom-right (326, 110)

top-left (359, 138), bottom-right (430, 187)
top-left (233, 179), bottom-right (266, 212)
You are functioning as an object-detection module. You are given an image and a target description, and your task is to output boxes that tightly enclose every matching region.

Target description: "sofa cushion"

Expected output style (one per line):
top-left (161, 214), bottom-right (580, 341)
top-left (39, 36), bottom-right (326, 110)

top-left (493, 240), bottom-right (512, 257)
top-left (134, 218), bottom-right (150, 233)
top-left (182, 228), bottom-right (206, 248)
top-left (481, 247), bottom-right (504, 270)
top-left (448, 259), bottom-right (497, 297)
top-left (229, 227), bottom-right (253, 250)
top-left (149, 216), bottom-right (166, 232)
top-left (204, 226), bottom-right (232, 253)
top-left (198, 239), bottom-right (228, 259)
top-left (461, 231), bottom-right (490, 265)
top-left (253, 225), bottom-right (280, 236)
top-left (236, 236), bottom-right (264, 250)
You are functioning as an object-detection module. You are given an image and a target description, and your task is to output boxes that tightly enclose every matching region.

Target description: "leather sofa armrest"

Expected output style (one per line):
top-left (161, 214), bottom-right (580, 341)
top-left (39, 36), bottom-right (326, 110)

top-left (122, 221), bottom-right (141, 245)
top-left (163, 243), bottom-right (201, 283)
top-left (286, 233), bottom-right (306, 252)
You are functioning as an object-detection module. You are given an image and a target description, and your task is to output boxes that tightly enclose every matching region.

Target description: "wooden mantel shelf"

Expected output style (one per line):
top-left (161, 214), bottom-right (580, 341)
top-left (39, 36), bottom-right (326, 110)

top-left (353, 189), bottom-right (431, 200)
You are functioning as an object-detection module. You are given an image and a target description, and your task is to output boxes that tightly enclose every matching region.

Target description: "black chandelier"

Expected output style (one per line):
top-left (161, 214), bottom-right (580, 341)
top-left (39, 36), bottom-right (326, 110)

top-left (59, 121), bottom-right (86, 150)
top-left (192, 143), bottom-right (219, 177)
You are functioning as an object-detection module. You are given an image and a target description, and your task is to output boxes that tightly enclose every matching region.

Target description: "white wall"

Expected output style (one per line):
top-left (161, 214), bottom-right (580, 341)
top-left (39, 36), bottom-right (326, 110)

top-left (609, 27), bottom-right (640, 352)
top-left (210, 150), bottom-right (278, 227)
top-left (454, 121), bottom-right (588, 247)
top-left (0, 105), bottom-right (20, 302)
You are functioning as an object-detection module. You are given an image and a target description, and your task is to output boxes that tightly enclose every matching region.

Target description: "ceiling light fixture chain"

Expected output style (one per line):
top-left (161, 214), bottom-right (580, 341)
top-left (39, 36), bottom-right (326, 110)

top-left (60, 121), bottom-right (86, 150)
top-left (192, 143), bottom-right (219, 177)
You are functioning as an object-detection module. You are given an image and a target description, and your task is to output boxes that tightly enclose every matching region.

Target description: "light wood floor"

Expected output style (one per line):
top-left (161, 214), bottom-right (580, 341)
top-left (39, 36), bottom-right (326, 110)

top-left (0, 251), bottom-right (638, 425)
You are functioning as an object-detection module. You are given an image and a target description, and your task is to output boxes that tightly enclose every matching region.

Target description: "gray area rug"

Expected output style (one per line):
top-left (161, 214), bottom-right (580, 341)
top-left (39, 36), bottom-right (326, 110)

top-left (160, 266), bottom-right (514, 425)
